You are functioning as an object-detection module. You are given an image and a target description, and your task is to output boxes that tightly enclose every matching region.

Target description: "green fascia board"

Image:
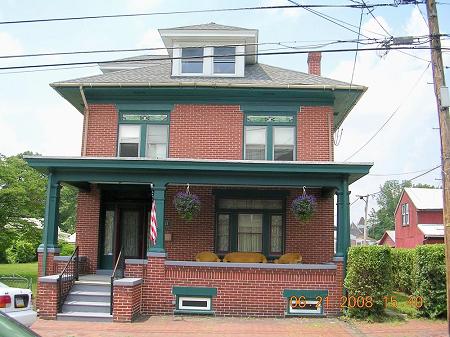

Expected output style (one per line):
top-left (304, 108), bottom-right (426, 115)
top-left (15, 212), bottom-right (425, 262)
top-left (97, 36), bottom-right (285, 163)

top-left (283, 289), bottom-right (329, 299)
top-left (172, 286), bottom-right (217, 297)
top-left (53, 86), bottom-right (363, 130)
top-left (24, 156), bottom-right (372, 185)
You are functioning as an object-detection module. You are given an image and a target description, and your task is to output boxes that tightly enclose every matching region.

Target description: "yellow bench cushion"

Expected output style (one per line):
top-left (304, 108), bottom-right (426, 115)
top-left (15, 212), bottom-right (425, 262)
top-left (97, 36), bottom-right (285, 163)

top-left (274, 253), bottom-right (302, 264)
top-left (223, 252), bottom-right (267, 263)
top-left (195, 252), bottom-right (221, 262)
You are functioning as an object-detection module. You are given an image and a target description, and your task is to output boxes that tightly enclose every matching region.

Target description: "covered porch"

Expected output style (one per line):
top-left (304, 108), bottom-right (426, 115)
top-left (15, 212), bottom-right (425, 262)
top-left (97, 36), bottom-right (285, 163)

top-left (26, 156), bottom-right (371, 320)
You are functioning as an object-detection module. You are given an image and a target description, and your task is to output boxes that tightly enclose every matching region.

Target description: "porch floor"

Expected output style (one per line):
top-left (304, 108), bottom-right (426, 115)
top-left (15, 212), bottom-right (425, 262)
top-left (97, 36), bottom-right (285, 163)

top-left (79, 275), bottom-right (110, 283)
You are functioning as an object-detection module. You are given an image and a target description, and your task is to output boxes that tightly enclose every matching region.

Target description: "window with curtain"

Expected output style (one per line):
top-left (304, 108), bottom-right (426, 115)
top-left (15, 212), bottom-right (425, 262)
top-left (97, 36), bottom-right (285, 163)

top-left (146, 125), bottom-right (168, 159)
top-left (216, 197), bottom-right (284, 257)
top-left (118, 124), bottom-right (140, 157)
top-left (245, 126), bottom-right (267, 160)
top-left (273, 127), bottom-right (295, 161)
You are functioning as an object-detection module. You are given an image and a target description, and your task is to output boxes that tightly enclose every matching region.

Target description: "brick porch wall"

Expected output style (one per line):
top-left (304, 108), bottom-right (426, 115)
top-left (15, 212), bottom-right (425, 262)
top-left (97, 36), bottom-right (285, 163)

top-left (76, 186), bottom-right (101, 273)
top-left (37, 252), bottom-right (59, 278)
top-left (165, 186), bottom-right (334, 264)
top-left (83, 104), bottom-right (118, 157)
top-left (141, 256), bottom-right (343, 317)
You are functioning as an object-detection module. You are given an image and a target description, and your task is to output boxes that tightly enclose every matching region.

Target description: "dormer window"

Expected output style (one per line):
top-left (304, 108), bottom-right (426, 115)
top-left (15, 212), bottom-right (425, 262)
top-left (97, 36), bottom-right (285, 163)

top-left (181, 47), bottom-right (204, 74)
top-left (213, 47), bottom-right (235, 74)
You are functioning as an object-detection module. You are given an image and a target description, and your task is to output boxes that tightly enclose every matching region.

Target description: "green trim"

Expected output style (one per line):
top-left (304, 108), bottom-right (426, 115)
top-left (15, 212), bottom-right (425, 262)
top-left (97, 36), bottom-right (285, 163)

top-left (148, 186), bottom-right (166, 253)
top-left (172, 286), bottom-right (217, 297)
top-left (54, 86), bottom-right (363, 130)
top-left (173, 309), bottom-right (214, 315)
top-left (283, 289), bottom-right (328, 299)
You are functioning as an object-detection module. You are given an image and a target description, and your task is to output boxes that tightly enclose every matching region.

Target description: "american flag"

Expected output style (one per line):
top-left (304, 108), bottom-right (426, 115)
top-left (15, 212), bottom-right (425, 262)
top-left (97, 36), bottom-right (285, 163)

top-left (149, 199), bottom-right (157, 245)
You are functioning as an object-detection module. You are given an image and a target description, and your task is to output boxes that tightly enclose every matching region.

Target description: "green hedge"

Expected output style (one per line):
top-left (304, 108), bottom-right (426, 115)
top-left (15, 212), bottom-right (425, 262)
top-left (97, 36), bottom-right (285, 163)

top-left (414, 244), bottom-right (446, 318)
top-left (391, 248), bottom-right (416, 294)
top-left (59, 242), bottom-right (75, 256)
top-left (344, 246), bottom-right (392, 318)
top-left (5, 239), bottom-right (37, 264)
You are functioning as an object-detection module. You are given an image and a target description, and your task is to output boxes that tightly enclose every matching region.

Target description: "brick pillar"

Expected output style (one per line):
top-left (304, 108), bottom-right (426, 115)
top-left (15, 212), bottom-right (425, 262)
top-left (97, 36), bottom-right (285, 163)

top-left (142, 253), bottom-right (171, 315)
top-left (328, 257), bottom-right (345, 316)
top-left (37, 248), bottom-right (60, 277)
top-left (37, 275), bottom-right (59, 319)
top-left (307, 52), bottom-right (321, 76)
top-left (113, 278), bottom-right (143, 322)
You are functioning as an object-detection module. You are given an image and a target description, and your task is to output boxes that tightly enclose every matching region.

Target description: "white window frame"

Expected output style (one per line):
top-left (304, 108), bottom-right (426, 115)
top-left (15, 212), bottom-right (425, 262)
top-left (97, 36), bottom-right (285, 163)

top-left (401, 203), bottom-right (410, 226)
top-left (118, 124), bottom-right (140, 157)
top-left (172, 44), bottom-right (245, 77)
top-left (178, 296), bottom-right (211, 311)
top-left (288, 299), bottom-right (322, 315)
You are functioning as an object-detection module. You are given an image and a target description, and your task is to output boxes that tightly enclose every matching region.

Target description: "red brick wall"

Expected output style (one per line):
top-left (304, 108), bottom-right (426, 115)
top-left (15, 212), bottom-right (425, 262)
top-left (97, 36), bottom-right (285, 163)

top-left (84, 104), bottom-right (118, 156)
top-left (169, 104), bottom-right (243, 160)
top-left (125, 263), bottom-right (147, 279)
top-left (76, 186), bottom-right (101, 273)
top-left (37, 281), bottom-right (58, 319)
top-left (37, 252), bottom-right (58, 277)
top-left (141, 256), bottom-right (342, 317)
top-left (297, 106), bottom-right (333, 161)
top-left (164, 186), bottom-right (334, 264)
top-left (113, 282), bottom-right (142, 322)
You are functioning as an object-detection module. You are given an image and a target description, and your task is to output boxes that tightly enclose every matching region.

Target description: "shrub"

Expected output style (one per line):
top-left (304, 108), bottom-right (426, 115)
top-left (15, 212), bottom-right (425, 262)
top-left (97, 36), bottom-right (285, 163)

top-left (5, 240), bottom-right (37, 264)
top-left (59, 242), bottom-right (75, 256)
top-left (414, 244), bottom-right (446, 318)
top-left (391, 248), bottom-right (416, 294)
top-left (344, 246), bottom-right (392, 319)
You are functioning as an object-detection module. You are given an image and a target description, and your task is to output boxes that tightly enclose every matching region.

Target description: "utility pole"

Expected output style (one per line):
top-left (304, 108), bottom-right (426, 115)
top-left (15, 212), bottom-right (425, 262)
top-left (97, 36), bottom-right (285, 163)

top-left (425, 0), bottom-right (450, 330)
top-left (357, 194), bottom-right (369, 245)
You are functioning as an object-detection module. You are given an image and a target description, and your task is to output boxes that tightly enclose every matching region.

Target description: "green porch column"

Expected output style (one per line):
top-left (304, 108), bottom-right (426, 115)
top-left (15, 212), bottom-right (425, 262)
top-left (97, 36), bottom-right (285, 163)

top-left (335, 179), bottom-right (350, 260)
top-left (148, 185), bottom-right (166, 254)
top-left (38, 173), bottom-right (61, 276)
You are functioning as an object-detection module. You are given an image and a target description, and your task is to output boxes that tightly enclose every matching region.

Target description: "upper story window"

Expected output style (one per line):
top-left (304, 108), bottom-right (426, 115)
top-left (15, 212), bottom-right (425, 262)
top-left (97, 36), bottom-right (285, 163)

top-left (213, 47), bottom-right (235, 74)
top-left (118, 112), bottom-right (169, 159)
top-left (174, 45), bottom-right (244, 77)
top-left (244, 114), bottom-right (296, 161)
top-left (181, 47), bottom-right (204, 74)
top-left (401, 203), bottom-right (409, 226)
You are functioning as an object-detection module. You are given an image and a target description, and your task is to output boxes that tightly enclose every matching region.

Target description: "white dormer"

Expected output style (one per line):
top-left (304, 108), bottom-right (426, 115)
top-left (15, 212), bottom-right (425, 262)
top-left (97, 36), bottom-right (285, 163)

top-left (158, 23), bottom-right (258, 78)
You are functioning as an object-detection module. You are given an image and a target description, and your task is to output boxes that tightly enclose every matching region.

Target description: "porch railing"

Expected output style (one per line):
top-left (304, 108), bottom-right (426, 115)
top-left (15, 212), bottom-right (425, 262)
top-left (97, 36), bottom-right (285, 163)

top-left (110, 248), bottom-right (125, 315)
top-left (57, 246), bottom-right (79, 313)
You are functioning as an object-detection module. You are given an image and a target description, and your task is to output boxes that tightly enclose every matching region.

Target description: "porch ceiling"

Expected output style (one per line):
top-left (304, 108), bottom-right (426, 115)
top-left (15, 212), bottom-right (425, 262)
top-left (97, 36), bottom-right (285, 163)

top-left (25, 156), bottom-right (372, 188)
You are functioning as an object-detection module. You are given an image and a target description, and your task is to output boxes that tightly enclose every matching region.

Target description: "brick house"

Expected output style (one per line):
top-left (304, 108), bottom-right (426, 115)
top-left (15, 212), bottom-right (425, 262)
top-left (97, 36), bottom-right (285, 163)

top-left (394, 187), bottom-right (444, 248)
top-left (27, 23), bottom-right (371, 321)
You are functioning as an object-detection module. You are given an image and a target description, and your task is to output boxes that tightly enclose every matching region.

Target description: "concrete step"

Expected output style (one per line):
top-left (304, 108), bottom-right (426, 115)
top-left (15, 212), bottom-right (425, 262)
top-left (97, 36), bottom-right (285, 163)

top-left (71, 283), bottom-right (110, 293)
top-left (66, 291), bottom-right (110, 303)
top-left (96, 269), bottom-right (113, 276)
top-left (57, 311), bottom-right (113, 322)
top-left (62, 300), bottom-right (110, 314)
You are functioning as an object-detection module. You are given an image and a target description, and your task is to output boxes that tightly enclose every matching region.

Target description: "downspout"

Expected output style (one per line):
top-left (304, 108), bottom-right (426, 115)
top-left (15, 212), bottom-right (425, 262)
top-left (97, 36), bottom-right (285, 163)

top-left (80, 86), bottom-right (89, 156)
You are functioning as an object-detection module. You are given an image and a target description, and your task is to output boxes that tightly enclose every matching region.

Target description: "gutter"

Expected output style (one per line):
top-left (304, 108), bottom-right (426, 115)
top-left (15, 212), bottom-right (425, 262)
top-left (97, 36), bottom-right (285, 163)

top-left (79, 86), bottom-right (89, 156)
top-left (50, 81), bottom-right (367, 91)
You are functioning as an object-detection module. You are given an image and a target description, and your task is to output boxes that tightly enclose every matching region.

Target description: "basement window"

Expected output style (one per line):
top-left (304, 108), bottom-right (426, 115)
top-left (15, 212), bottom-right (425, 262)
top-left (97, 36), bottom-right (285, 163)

top-left (178, 297), bottom-right (211, 311)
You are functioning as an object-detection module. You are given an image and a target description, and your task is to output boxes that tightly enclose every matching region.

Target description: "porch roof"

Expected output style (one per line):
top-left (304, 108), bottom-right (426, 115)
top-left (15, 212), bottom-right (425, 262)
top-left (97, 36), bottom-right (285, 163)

top-left (25, 156), bottom-right (372, 188)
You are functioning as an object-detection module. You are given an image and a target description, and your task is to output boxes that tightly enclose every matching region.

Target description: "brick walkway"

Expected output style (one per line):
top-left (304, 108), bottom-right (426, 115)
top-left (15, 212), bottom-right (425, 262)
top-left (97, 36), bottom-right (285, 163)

top-left (31, 316), bottom-right (447, 337)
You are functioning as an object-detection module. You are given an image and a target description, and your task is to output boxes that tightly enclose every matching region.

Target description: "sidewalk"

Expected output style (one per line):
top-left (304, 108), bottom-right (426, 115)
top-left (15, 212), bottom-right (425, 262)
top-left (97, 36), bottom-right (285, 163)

top-left (31, 316), bottom-right (447, 337)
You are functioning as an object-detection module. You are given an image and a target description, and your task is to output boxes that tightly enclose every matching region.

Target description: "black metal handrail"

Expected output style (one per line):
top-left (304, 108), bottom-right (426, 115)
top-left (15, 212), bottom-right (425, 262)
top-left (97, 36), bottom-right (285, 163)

top-left (110, 249), bottom-right (125, 315)
top-left (57, 246), bottom-right (79, 313)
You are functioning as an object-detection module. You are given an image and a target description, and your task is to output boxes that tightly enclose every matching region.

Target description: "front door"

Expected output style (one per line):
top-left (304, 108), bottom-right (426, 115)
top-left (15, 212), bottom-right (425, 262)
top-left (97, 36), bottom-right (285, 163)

top-left (99, 205), bottom-right (146, 270)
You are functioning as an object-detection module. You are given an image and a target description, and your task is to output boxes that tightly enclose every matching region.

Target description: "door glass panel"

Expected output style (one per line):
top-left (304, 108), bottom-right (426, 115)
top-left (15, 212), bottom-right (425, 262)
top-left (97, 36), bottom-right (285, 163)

top-left (271, 215), bottom-right (283, 253)
top-left (121, 210), bottom-right (140, 257)
top-left (238, 214), bottom-right (263, 252)
top-left (103, 210), bottom-right (114, 255)
top-left (217, 214), bottom-right (230, 252)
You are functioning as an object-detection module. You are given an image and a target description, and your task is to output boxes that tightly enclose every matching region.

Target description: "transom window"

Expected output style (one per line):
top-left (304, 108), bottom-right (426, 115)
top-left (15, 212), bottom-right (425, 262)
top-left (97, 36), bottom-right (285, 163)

top-left (216, 197), bottom-right (284, 257)
top-left (213, 47), bottom-right (235, 74)
top-left (244, 114), bottom-right (296, 161)
top-left (118, 112), bottom-right (169, 159)
top-left (181, 47), bottom-right (204, 74)
top-left (401, 203), bottom-right (409, 226)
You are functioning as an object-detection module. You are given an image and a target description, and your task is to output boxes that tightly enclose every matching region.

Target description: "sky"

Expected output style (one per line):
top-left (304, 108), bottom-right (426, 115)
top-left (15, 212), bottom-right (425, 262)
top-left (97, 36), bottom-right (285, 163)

top-left (0, 0), bottom-right (449, 224)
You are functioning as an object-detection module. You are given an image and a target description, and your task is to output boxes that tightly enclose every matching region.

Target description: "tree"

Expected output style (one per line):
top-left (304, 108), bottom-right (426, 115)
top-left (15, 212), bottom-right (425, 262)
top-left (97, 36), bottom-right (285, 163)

top-left (60, 185), bottom-right (78, 234)
top-left (367, 180), bottom-right (438, 240)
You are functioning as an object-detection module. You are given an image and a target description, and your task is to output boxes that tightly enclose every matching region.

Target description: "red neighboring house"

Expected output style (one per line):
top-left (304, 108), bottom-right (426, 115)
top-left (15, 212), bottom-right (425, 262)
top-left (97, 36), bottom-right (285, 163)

top-left (26, 23), bottom-right (371, 322)
top-left (394, 188), bottom-right (444, 248)
top-left (378, 230), bottom-right (395, 247)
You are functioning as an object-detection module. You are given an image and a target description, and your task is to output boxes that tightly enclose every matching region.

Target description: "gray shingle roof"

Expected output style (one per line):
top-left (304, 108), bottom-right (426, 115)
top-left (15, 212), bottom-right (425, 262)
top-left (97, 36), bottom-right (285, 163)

top-left (53, 56), bottom-right (353, 87)
top-left (162, 22), bottom-right (253, 31)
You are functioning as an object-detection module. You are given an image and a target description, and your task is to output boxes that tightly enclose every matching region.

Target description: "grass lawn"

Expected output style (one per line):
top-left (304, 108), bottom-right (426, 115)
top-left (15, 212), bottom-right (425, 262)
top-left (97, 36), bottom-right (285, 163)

top-left (0, 262), bottom-right (38, 297)
top-left (386, 291), bottom-right (419, 317)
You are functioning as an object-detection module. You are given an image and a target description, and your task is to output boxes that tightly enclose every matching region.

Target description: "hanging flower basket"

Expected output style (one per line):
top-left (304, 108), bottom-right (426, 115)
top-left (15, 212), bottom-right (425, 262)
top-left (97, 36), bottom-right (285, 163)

top-left (174, 191), bottom-right (201, 221)
top-left (291, 194), bottom-right (317, 222)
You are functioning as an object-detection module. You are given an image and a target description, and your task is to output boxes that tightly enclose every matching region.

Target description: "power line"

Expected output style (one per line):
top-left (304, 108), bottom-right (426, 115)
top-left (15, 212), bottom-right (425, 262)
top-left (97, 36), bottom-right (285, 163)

top-left (406, 165), bottom-right (441, 182)
top-left (0, 46), bottom-right (447, 72)
top-left (368, 165), bottom-right (441, 176)
top-left (0, 3), bottom-right (421, 25)
top-left (349, 8), bottom-right (365, 90)
top-left (344, 62), bottom-right (431, 161)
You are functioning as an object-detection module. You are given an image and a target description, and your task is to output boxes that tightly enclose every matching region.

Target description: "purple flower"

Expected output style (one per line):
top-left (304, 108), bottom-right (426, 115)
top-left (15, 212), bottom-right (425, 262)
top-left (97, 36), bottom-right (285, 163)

top-left (174, 192), bottom-right (201, 221)
top-left (291, 194), bottom-right (317, 221)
